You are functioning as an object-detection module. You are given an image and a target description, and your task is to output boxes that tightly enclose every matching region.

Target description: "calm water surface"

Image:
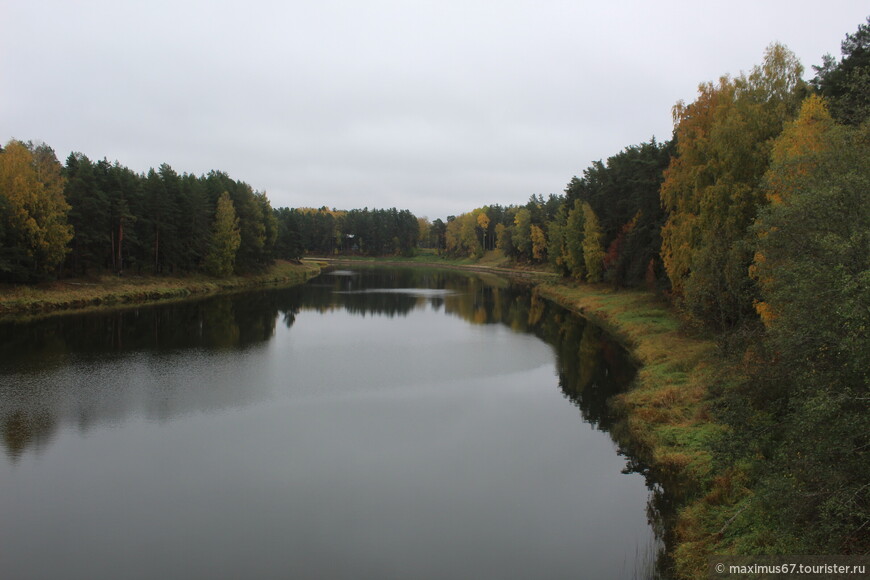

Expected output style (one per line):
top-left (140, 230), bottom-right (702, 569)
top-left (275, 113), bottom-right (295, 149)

top-left (0, 268), bottom-right (658, 579)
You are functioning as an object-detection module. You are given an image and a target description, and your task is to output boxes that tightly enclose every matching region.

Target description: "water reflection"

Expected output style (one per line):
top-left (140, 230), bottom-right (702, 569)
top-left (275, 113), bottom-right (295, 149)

top-left (0, 293), bottom-right (286, 367)
top-left (0, 267), bottom-right (669, 579)
top-left (0, 267), bottom-right (634, 461)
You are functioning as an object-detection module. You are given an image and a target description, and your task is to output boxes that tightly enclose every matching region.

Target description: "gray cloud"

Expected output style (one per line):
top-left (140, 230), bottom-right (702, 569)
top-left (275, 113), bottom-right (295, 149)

top-left (2, 0), bottom-right (867, 219)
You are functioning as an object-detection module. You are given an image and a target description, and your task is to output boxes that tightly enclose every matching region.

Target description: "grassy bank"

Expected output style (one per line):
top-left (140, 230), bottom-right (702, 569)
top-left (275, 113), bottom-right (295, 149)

top-left (329, 252), bottom-right (747, 576)
top-left (0, 260), bottom-right (321, 318)
top-left (534, 280), bottom-right (752, 579)
top-left (535, 282), bottom-right (723, 470)
top-left (316, 247), bottom-right (510, 267)
top-left (355, 248), bottom-right (747, 577)
top-left (318, 248), bottom-right (557, 280)
top-left (319, 251), bottom-right (745, 576)
top-left (0, 255), bottom-right (748, 577)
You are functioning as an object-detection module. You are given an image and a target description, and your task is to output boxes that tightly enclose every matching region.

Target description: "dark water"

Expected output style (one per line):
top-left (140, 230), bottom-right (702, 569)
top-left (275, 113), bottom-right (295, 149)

top-left (0, 267), bottom-right (658, 579)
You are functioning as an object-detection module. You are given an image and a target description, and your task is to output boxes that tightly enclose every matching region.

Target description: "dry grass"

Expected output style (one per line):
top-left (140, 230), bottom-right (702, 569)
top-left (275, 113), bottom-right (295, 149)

top-left (0, 260), bottom-right (321, 318)
top-left (536, 280), bottom-right (724, 452)
top-left (535, 280), bottom-right (749, 579)
top-left (476, 249), bottom-right (511, 267)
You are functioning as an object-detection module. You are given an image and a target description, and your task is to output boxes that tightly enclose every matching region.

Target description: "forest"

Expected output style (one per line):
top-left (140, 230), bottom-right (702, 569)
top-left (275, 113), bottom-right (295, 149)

top-left (1, 15), bottom-right (867, 567)
top-left (0, 148), bottom-right (421, 280)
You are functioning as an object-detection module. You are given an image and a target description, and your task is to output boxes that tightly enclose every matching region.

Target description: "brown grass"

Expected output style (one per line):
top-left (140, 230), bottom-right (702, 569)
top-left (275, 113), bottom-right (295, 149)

top-left (0, 260), bottom-right (321, 318)
top-left (534, 279), bottom-right (749, 579)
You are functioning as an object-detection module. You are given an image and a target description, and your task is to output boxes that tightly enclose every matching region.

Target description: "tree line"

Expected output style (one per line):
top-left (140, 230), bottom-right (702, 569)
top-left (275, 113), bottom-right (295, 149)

top-left (273, 206), bottom-right (419, 258)
top-left (439, 18), bottom-right (869, 557)
top-left (0, 147), bottom-right (422, 282)
top-left (0, 149), bottom-right (279, 281)
top-left (1, 15), bottom-right (867, 557)
top-left (442, 138), bottom-right (673, 290)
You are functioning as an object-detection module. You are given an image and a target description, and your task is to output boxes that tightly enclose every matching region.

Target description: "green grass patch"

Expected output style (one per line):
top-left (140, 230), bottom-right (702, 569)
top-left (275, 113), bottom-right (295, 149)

top-left (657, 423), bottom-right (727, 456)
top-left (534, 278), bottom-right (751, 579)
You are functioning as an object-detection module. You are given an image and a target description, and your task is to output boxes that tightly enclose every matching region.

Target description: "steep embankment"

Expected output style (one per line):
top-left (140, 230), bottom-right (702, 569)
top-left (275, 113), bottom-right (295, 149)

top-left (0, 260), bottom-right (321, 318)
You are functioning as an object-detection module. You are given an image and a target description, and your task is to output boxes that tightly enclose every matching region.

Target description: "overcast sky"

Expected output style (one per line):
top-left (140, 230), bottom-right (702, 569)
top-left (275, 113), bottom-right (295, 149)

top-left (2, 1), bottom-right (867, 220)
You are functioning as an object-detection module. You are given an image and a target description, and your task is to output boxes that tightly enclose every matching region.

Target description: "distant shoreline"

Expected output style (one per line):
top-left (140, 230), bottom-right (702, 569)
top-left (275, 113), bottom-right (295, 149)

top-left (0, 260), bottom-right (321, 319)
top-left (0, 256), bottom-right (772, 575)
top-left (315, 255), bottom-right (556, 280)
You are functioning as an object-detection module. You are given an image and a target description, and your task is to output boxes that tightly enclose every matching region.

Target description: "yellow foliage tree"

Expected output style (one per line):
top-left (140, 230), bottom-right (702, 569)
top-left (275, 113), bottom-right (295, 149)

top-left (476, 211), bottom-right (490, 250)
top-left (752, 95), bottom-right (837, 324)
top-left (512, 208), bottom-right (532, 259)
top-left (581, 202), bottom-right (604, 282)
top-left (530, 224), bottom-right (546, 262)
top-left (0, 140), bottom-right (73, 280)
top-left (659, 44), bottom-right (805, 328)
top-left (204, 191), bottom-right (242, 277)
top-left (765, 94), bottom-right (835, 205)
top-left (444, 212), bottom-right (482, 257)
top-left (417, 216), bottom-right (431, 247)
top-left (660, 80), bottom-right (721, 293)
top-left (564, 199), bottom-right (586, 280)
top-left (461, 212), bottom-right (482, 257)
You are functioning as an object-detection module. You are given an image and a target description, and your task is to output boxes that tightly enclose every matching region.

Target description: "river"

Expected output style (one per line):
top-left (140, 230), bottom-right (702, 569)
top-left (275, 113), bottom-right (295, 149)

top-left (0, 267), bottom-right (660, 579)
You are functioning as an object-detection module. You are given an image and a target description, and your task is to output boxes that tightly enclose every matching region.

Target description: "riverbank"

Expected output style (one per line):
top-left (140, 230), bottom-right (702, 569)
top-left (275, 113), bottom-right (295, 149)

top-left (534, 281), bottom-right (746, 579)
top-left (0, 255), bottom-right (743, 577)
top-left (0, 260), bottom-right (321, 318)
top-left (325, 255), bottom-right (746, 578)
top-left (314, 249), bottom-right (557, 280)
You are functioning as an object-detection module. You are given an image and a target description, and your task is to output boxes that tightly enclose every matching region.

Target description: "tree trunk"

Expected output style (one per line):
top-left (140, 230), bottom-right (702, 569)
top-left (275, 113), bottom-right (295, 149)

top-left (117, 220), bottom-right (124, 273)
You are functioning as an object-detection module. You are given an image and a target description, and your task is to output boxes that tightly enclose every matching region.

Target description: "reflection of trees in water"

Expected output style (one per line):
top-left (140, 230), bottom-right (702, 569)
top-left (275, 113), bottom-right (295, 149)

top-left (0, 293), bottom-right (294, 375)
top-left (0, 267), bottom-right (673, 560)
top-left (297, 268), bottom-right (447, 318)
top-left (0, 269), bottom-right (637, 459)
top-left (427, 275), bottom-right (674, 576)
top-left (509, 295), bottom-right (634, 431)
top-left (0, 292), bottom-right (296, 461)
top-left (427, 273), bottom-right (642, 436)
top-left (1, 410), bottom-right (57, 462)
